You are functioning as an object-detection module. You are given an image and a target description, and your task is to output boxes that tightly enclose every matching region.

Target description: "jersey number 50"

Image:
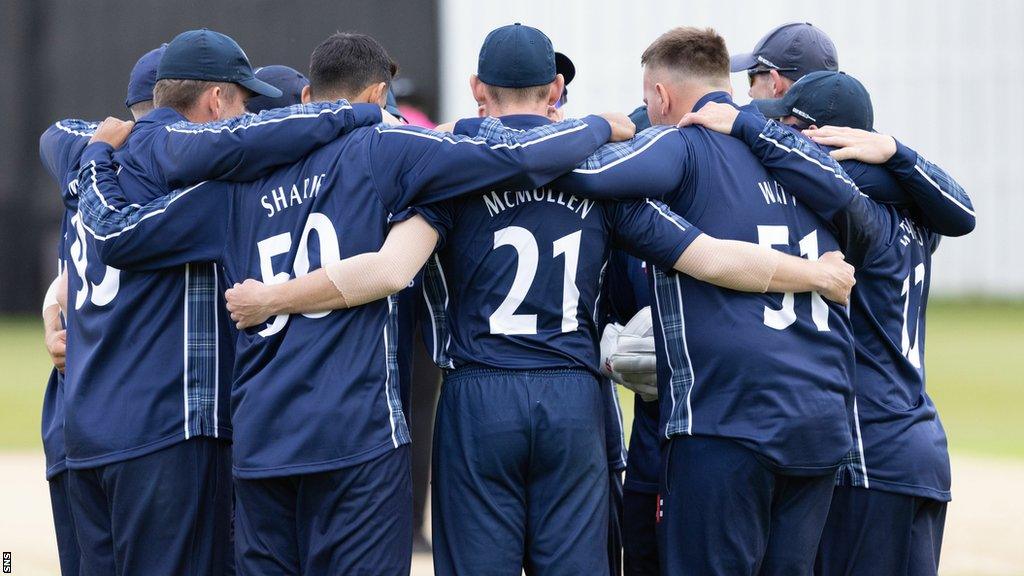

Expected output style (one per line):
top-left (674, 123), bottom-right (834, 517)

top-left (255, 213), bottom-right (340, 337)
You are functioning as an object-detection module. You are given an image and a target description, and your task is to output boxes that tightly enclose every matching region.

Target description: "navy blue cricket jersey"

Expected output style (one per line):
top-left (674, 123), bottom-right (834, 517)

top-left (555, 92), bottom-right (862, 473)
top-left (75, 114), bottom-right (613, 478)
top-left (417, 114), bottom-right (702, 380)
top-left (834, 141), bottom-right (974, 501)
top-left (38, 119), bottom-right (97, 478)
top-left (60, 101), bottom-right (384, 468)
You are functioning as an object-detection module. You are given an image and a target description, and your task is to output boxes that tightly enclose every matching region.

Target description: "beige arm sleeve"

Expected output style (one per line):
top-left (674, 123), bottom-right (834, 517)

top-left (674, 233), bottom-right (780, 293)
top-left (324, 214), bottom-right (439, 307)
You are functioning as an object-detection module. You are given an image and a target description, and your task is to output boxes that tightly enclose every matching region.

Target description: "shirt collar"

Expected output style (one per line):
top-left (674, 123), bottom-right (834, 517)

top-left (691, 91), bottom-right (733, 112)
top-left (496, 114), bottom-right (552, 130)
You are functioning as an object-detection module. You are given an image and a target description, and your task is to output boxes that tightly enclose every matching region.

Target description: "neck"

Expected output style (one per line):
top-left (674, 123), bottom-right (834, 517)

top-left (484, 101), bottom-right (549, 118)
top-left (678, 82), bottom-right (728, 115)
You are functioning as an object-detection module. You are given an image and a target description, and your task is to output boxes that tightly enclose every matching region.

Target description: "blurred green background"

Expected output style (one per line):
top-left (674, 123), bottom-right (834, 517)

top-left (2, 300), bottom-right (1023, 458)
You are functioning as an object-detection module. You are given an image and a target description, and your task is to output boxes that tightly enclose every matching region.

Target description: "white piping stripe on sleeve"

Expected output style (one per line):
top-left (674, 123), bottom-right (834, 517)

top-left (433, 255), bottom-right (454, 368)
top-left (572, 129), bottom-right (678, 174)
top-left (86, 161), bottom-right (122, 214)
top-left (54, 121), bottom-right (97, 137)
top-left (756, 133), bottom-right (861, 192)
top-left (913, 164), bottom-right (976, 217)
top-left (374, 122), bottom-right (589, 150)
top-left (644, 199), bottom-right (687, 232)
top-left (183, 264), bottom-right (191, 440)
top-left (852, 398), bottom-right (869, 488)
top-left (164, 105), bottom-right (354, 134)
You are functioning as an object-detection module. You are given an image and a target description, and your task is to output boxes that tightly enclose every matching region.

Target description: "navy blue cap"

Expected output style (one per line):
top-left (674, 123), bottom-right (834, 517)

top-left (158, 29), bottom-right (281, 98)
top-left (730, 22), bottom-right (838, 82)
top-left (245, 65), bottom-right (309, 113)
top-left (478, 23), bottom-right (556, 88)
top-left (384, 89), bottom-right (405, 121)
top-left (125, 44), bottom-right (167, 108)
top-left (752, 71), bottom-right (873, 130)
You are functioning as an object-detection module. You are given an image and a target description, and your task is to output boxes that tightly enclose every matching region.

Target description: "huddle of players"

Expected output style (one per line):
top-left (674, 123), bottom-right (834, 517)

top-left (36, 20), bottom-right (973, 576)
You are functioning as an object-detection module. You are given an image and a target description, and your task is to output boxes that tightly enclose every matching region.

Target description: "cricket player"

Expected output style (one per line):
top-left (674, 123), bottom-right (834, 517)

top-left (246, 64), bottom-right (310, 113)
top-left (55, 28), bottom-right (391, 574)
top-left (549, 27), bottom-right (873, 575)
top-left (731, 22), bottom-right (838, 101)
top-left (37, 44), bottom-right (166, 576)
top-left (74, 30), bottom-right (629, 574)
top-left (751, 71), bottom-right (975, 575)
top-left (222, 23), bottom-right (855, 576)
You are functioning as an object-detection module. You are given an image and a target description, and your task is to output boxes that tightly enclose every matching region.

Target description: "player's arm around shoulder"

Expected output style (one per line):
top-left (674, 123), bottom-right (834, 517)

top-left (682, 102), bottom-right (860, 220)
top-left (224, 214), bottom-right (439, 330)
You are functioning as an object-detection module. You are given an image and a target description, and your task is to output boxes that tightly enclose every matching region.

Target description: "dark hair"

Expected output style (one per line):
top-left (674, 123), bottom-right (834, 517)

top-left (153, 79), bottom-right (237, 113)
top-left (309, 32), bottom-right (396, 99)
top-left (641, 27), bottom-right (730, 83)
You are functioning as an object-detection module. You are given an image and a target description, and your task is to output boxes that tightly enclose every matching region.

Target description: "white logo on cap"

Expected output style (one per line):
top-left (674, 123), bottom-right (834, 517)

top-left (756, 55), bottom-right (780, 69)
top-left (791, 107), bottom-right (816, 123)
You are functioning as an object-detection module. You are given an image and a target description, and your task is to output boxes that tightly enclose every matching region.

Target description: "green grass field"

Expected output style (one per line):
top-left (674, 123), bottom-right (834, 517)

top-left (2, 300), bottom-right (1022, 459)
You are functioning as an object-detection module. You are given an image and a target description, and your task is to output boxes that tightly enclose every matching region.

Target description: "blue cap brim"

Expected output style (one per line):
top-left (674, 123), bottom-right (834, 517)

top-left (239, 76), bottom-right (283, 98)
top-left (750, 97), bottom-right (793, 119)
top-left (730, 52), bottom-right (758, 73)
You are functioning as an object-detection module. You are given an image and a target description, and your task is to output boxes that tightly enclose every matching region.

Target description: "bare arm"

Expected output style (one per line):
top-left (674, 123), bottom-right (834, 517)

top-left (225, 215), bottom-right (439, 329)
top-left (42, 272), bottom-right (68, 372)
top-left (675, 234), bottom-right (855, 305)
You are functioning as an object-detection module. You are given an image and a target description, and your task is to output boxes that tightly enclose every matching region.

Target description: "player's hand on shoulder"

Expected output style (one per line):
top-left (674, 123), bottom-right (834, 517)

top-left (803, 126), bottom-right (897, 164)
top-left (89, 117), bottom-right (135, 149)
top-left (597, 112), bottom-right (636, 142)
top-left (815, 251), bottom-right (856, 306)
top-left (677, 101), bottom-right (739, 134)
top-left (225, 279), bottom-right (276, 330)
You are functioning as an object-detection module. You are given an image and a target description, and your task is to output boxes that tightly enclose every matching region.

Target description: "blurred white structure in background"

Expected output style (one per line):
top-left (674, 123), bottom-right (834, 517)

top-left (439, 0), bottom-right (1023, 296)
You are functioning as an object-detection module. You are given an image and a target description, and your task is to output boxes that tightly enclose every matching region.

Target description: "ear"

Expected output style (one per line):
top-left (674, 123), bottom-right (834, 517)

top-left (470, 74), bottom-right (487, 105)
top-left (769, 70), bottom-right (786, 98)
top-left (369, 82), bottom-right (388, 107)
top-left (300, 85), bottom-right (312, 104)
top-left (655, 83), bottom-right (671, 118)
top-left (546, 74), bottom-right (566, 107)
top-left (206, 85), bottom-right (224, 119)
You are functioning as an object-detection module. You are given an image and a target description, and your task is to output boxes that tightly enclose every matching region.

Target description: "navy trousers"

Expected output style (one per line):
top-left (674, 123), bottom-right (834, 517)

top-left (48, 471), bottom-right (82, 576)
top-left (234, 445), bottom-right (411, 576)
top-left (68, 437), bottom-right (233, 576)
top-left (658, 436), bottom-right (835, 576)
top-left (431, 367), bottom-right (609, 576)
top-left (622, 488), bottom-right (659, 576)
top-left (815, 485), bottom-right (947, 576)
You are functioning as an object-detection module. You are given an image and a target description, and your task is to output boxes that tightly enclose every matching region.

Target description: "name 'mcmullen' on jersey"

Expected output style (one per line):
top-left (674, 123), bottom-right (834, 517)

top-left (74, 114), bottom-right (614, 478)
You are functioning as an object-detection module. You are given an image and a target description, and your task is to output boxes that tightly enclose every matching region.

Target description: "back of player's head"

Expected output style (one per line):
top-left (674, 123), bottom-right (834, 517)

top-left (309, 32), bottom-right (396, 102)
top-left (641, 27), bottom-right (730, 89)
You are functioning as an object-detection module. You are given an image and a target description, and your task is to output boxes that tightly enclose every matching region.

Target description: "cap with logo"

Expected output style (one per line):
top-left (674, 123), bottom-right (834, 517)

top-left (752, 70), bottom-right (873, 131)
top-left (158, 29), bottom-right (281, 98)
top-left (125, 44), bottom-right (167, 109)
top-left (245, 65), bottom-right (309, 113)
top-left (478, 23), bottom-right (559, 88)
top-left (730, 22), bottom-right (838, 82)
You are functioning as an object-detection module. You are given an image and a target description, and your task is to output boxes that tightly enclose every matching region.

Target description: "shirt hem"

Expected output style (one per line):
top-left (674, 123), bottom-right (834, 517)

top-left (232, 438), bottom-right (406, 479)
top-left (45, 461), bottom-right (67, 480)
top-left (851, 478), bottom-right (952, 502)
top-left (65, 429), bottom-right (227, 470)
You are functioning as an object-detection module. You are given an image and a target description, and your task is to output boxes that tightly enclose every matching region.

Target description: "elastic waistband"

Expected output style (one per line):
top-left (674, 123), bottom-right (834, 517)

top-left (444, 365), bottom-right (596, 383)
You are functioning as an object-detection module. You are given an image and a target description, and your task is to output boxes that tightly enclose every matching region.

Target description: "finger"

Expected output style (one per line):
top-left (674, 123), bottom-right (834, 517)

top-left (808, 135), bottom-right (854, 147)
top-left (677, 112), bottom-right (699, 128)
top-left (829, 147), bottom-right (859, 162)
